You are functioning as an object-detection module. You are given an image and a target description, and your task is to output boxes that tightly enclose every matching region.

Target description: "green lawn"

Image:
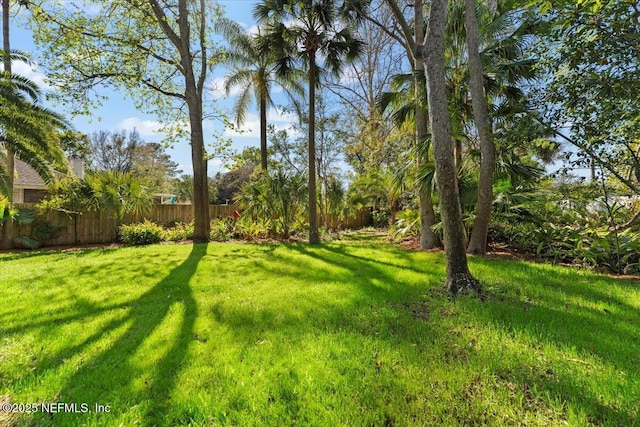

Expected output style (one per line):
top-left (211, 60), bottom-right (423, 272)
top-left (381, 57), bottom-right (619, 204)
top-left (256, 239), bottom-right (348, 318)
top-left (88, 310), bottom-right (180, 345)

top-left (1, 236), bottom-right (639, 426)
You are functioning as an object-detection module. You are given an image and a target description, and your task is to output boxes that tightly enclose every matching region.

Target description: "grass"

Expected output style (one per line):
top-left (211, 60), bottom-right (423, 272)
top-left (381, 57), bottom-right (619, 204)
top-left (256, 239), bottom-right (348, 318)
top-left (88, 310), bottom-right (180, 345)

top-left (0, 235), bottom-right (639, 426)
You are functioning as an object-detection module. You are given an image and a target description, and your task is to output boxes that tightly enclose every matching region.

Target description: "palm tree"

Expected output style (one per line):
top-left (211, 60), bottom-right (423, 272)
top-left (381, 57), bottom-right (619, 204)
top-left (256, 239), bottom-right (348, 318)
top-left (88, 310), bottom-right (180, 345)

top-left (255, 0), bottom-right (366, 244)
top-left (216, 18), bottom-right (305, 171)
top-left (1, 50), bottom-right (70, 248)
top-left (445, 0), bottom-right (540, 254)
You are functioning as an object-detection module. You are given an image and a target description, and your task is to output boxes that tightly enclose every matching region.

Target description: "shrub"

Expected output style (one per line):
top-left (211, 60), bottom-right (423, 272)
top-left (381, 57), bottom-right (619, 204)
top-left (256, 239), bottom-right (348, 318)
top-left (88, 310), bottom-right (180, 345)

top-left (163, 221), bottom-right (194, 241)
top-left (30, 217), bottom-right (62, 244)
top-left (209, 217), bottom-right (233, 241)
top-left (235, 169), bottom-right (306, 239)
top-left (390, 209), bottom-right (420, 240)
top-left (234, 215), bottom-right (272, 240)
top-left (119, 220), bottom-right (163, 245)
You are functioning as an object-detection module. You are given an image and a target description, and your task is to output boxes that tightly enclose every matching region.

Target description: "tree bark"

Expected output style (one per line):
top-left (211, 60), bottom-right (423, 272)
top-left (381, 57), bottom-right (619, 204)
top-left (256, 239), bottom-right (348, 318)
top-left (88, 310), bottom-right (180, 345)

top-left (260, 96), bottom-right (268, 171)
top-left (1, 0), bottom-right (14, 250)
top-left (421, 0), bottom-right (480, 295)
top-left (175, 0), bottom-right (209, 242)
top-left (308, 52), bottom-right (320, 244)
top-left (416, 72), bottom-right (439, 249)
top-left (465, 0), bottom-right (496, 255)
top-left (413, 1), bottom-right (439, 250)
top-left (454, 138), bottom-right (463, 171)
top-left (186, 95), bottom-right (209, 242)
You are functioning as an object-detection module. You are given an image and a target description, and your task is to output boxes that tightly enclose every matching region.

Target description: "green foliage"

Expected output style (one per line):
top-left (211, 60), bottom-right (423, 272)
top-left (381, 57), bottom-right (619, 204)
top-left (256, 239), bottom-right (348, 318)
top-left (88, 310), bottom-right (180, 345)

top-left (162, 221), bottom-right (195, 242)
top-left (348, 167), bottom-right (412, 228)
top-left (489, 181), bottom-right (640, 274)
top-left (119, 220), bottom-right (164, 246)
top-left (171, 175), bottom-right (194, 204)
top-left (234, 215), bottom-right (272, 240)
top-left (391, 208), bottom-right (420, 240)
top-left (12, 236), bottom-right (41, 250)
top-left (0, 52), bottom-right (70, 200)
top-left (39, 176), bottom-right (94, 215)
top-left (209, 217), bottom-right (234, 242)
top-left (235, 169), bottom-right (307, 238)
top-left (7, 209), bottom-right (55, 250)
top-left (85, 170), bottom-right (154, 227)
top-left (537, 0), bottom-right (640, 194)
top-left (29, 217), bottom-right (62, 244)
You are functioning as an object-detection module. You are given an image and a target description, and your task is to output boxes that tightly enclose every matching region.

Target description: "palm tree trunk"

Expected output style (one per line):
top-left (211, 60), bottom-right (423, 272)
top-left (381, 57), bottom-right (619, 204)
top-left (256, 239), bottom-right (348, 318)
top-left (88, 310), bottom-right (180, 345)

top-left (414, 1), bottom-right (439, 249)
top-left (465, 0), bottom-right (496, 255)
top-left (421, 0), bottom-right (479, 295)
top-left (1, 0), bottom-right (14, 250)
top-left (308, 52), bottom-right (320, 244)
top-left (260, 97), bottom-right (268, 171)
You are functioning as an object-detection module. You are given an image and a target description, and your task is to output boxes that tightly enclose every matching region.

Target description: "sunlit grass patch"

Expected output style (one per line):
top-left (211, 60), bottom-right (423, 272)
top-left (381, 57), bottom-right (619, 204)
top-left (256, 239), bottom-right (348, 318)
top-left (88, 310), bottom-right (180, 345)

top-left (0, 242), bottom-right (638, 425)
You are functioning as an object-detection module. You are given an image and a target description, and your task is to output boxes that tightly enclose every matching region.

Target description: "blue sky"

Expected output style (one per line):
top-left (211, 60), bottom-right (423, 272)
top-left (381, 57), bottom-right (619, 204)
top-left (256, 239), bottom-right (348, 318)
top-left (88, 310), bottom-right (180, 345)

top-left (10, 0), bottom-right (296, 177)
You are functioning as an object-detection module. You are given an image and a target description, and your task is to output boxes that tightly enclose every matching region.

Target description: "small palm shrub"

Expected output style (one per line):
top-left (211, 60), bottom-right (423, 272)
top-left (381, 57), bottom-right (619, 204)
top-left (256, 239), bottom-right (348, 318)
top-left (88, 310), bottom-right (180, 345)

top-left (235, 215), bottom-right (272, 240)
top-left (235, 169), bottom-right (306, 239)
top-left (390, 208), bottom-right (420, 240)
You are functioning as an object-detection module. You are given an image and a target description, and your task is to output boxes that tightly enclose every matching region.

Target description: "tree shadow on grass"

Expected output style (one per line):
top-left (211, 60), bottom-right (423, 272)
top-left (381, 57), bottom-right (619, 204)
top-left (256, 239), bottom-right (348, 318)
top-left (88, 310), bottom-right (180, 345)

top-left (208, 246), bottom-right (640, 425)
top-left (466, 259), bottom-right (640, 424)
top-left (207, 243), bottom-right (444, 425)
top-left (25, 244), bottom-right (205, 427)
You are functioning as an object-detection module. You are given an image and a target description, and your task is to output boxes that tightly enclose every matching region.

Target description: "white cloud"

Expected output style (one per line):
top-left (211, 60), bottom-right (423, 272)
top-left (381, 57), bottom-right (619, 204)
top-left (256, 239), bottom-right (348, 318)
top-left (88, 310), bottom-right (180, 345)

top-left (209, 76), bottom-right (244, 99)
top-left (224, 114), bottom-right (260, 138)
top-left (7, 61), bottom-right (54, 91)
top-left (246, 24), bottom-right (260, 36)
top-left (268, 107), bottom-right (298, 124)
top-left (117, 117), bottom-right (166, 136)
top-left (223, 109), bottom-right (300, 139)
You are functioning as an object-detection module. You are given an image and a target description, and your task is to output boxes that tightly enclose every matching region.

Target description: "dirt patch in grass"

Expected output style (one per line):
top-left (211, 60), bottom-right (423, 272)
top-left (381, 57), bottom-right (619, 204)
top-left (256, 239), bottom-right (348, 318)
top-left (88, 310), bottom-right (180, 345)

top-left (402, 300), bottom-right (431, 322)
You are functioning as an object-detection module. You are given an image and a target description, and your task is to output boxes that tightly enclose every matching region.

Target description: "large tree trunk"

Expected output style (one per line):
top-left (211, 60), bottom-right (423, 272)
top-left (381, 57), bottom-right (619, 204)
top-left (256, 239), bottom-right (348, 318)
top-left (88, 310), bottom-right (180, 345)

top-left (260, 97), bottom-right (268, 171)
top-left (187, 99), bottom-right (209, 242)
top-left (308, 53), bottom-right (320, 244)
top-left (465, 0), bottom-right (496, 255)
top-left (176, 0), bottom-right (209, 242)
top-left (1, 0), bottom-right (14, 250)
top-left (421, 0), bottom-right (480, 295)
top-left (415, 73), bottom-right (440, 250)
top-left (414, 2), bottom-right (439, 250)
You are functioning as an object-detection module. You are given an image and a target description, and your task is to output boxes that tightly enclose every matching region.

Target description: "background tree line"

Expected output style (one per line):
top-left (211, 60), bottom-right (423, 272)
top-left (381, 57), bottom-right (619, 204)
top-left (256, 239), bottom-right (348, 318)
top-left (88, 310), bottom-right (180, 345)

top-left (1, 0), bottom-right (638, 292)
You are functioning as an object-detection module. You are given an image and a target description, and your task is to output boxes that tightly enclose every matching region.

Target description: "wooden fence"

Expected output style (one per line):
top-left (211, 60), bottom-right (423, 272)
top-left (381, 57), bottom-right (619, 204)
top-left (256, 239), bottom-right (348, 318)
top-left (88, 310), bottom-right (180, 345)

top-left (9, 203), bottom-right (371, 246)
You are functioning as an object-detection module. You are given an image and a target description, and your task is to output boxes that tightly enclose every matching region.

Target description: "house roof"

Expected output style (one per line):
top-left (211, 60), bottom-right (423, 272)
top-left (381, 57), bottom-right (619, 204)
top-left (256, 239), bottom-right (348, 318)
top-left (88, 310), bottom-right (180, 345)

top-left (14, 158), bottom-right (65, 189)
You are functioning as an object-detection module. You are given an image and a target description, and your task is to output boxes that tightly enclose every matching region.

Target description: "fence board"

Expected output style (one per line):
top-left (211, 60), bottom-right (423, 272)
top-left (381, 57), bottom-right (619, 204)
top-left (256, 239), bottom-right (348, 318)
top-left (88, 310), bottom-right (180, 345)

top-left (9, 203), bottom-right (371, 246)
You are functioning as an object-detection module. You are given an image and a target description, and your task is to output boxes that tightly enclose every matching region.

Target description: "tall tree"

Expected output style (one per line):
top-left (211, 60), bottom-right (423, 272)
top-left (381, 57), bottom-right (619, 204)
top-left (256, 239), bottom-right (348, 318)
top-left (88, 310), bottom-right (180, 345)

top-left (29, 0), bottom-right (224, 242)
top-left (534, 0), bottom-right (640, 199)
top-left (382, 0), bottom-right (479, 292)
top-left (88, 129), bottom-right (142, 173)
top-left (131, 142), bottom-right (181, 192)
top-left (422, 0), bottom-right (479, 294)
top-left (464, 0), bottom-right (495, 255)
top-left (255, 0), bottom-right (366, 244)
top-left (1, 51), bottom-right (69, 250)
top-left (216, 18), bottom-right (304, 171)
top-left (1, 0), bottom-right (13, 249)
top-left (377, 0), bottom-right (440, 249)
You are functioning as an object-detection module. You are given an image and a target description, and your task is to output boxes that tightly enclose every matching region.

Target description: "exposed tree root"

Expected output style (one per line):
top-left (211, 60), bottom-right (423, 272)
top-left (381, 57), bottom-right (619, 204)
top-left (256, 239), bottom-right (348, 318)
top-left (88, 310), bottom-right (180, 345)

top-left (447, 273), bottom-right (482, 298)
